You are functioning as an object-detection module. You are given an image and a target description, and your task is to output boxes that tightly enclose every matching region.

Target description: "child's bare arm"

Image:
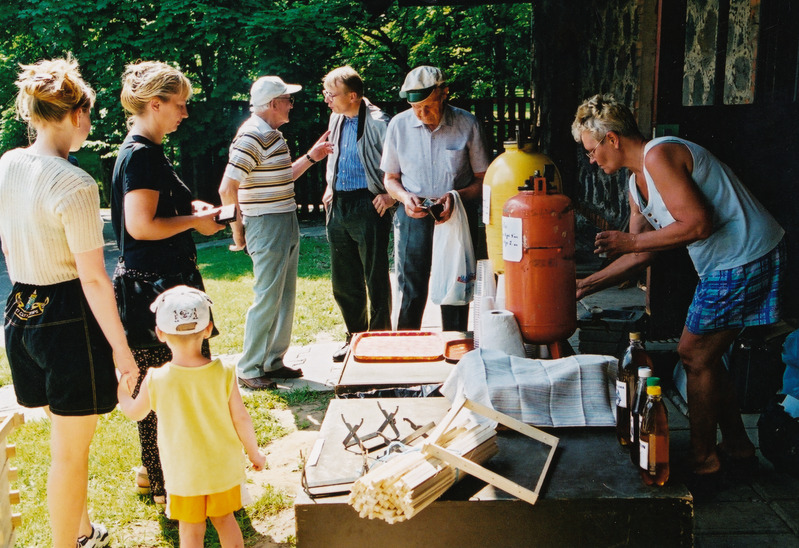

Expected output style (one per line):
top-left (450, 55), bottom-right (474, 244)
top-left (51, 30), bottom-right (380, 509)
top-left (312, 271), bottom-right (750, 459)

top-left (117, 371), bottom-right (152, 422)
top-left (229, 386), bottom-right (266, 470)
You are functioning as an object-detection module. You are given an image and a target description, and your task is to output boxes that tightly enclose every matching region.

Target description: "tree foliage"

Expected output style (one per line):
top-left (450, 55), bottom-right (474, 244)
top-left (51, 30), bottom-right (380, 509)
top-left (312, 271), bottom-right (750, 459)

top-left (0, 0), bottom-right (532, 203)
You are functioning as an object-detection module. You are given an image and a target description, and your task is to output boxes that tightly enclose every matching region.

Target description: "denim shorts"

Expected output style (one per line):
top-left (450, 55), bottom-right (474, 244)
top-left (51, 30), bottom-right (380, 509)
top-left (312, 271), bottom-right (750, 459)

top-left (4, 279), bottom-right (118, 416)
top-left (685, 239), bottom-right (784, 335)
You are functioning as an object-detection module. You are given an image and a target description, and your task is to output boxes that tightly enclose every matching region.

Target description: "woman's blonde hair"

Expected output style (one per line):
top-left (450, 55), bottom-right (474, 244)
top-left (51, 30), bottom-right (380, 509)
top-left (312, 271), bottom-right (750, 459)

top-left (15, 56), bottom-right (95, 126)
top-left (571, 94), bottom-right (643, 142)
top-left (120, 61), bottom-right (192, 122)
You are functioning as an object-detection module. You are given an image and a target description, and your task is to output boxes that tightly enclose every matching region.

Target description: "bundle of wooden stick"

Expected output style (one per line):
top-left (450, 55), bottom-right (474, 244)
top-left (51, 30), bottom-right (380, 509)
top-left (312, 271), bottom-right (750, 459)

top-left (348, 419), bottom-right (498, 523)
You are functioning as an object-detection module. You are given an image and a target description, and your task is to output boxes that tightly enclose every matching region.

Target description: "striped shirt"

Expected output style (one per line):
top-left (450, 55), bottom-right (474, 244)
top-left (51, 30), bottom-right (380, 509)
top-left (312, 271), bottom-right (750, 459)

top-left (223, 115), bottom-right (296, 216)
top-left (335, 115), bottom-right (368, 191)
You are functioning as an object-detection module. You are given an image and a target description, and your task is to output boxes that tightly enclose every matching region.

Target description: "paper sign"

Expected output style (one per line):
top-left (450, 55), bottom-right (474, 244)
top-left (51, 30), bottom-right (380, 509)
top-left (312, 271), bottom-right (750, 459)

top-left (782, 394), bottom-right (799, 419)
top-left (502, 216), bottom-right (523, 262)
top-left (482, 184), bottom-right (492, 225)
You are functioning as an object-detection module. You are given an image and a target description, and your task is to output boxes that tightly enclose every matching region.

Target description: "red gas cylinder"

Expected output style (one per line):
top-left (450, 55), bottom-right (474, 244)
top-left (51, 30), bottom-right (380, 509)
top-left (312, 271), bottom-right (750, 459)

top-left (502, 172), bottom-right (576, 344)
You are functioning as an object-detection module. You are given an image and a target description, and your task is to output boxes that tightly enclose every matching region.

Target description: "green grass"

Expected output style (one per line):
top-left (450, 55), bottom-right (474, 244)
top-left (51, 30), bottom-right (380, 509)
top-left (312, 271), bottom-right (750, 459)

top-left (7, 387), bottom-right (317, 547)
top-left (241, 390), bottom-right (290, 446)
top-left (0, 349), bottom-right (10, 387)
top-left (246, 485), bottom-right (293, 520)
top-left (280, 385), bottom-right (333, 409)
top-left (197, 235), bottom-right (346, 354)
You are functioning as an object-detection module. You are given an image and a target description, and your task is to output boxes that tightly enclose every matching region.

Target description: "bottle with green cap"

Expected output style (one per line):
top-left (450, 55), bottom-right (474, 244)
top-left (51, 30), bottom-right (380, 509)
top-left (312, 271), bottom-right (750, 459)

top-left (630, 365), bottom-right (653, 466)
top-left (639, 376), bottom-right (669, 486)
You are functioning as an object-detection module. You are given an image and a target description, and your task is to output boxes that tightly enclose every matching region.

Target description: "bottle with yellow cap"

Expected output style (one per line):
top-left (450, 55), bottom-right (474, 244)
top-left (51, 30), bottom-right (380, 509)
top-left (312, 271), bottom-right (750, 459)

top-left (639, 377), bottom-right (669, 486)
top-left (630, 365), bottom-right (653, 466)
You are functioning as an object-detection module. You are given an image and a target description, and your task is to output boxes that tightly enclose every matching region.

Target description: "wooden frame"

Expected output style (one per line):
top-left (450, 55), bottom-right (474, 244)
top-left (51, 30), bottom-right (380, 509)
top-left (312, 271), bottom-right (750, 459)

top-left (422, 397), bottom-right (558, 505)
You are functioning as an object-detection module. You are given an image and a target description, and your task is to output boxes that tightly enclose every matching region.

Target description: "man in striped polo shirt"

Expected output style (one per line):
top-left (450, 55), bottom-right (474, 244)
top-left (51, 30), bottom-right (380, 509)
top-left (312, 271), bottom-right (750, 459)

top-left (219, 76), bottom-right (332, 390)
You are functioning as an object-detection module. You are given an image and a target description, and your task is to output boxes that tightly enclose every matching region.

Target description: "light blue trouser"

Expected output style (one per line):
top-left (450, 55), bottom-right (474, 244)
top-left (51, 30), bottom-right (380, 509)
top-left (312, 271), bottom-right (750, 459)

top-left (238, 212), bottom-right (299, 379)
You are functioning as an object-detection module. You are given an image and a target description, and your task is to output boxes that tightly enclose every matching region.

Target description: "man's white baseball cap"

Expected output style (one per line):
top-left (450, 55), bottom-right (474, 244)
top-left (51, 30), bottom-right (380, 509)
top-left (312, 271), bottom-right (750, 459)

top-left (399, 66), bottom-right (445, 102)
top-left (250, 76), bottom-right (302, 107)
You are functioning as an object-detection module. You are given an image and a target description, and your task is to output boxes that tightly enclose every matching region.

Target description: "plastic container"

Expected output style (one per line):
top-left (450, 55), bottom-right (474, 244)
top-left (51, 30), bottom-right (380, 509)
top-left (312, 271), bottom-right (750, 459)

top-left (616, 333), bottom-right (652, 447)
top-left (630, 365), bottom-right (653, 465)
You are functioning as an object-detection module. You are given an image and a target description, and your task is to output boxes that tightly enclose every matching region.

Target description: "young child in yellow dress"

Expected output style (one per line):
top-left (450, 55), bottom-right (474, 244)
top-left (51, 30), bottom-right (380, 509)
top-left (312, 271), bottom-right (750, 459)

top-left (118, 285), bottom-right (265, 547)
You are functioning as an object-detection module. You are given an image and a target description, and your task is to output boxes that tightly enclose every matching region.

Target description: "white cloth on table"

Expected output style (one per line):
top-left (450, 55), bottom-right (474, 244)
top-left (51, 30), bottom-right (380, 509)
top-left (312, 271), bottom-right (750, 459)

top-left (441, 348), bottom-right (618, 427)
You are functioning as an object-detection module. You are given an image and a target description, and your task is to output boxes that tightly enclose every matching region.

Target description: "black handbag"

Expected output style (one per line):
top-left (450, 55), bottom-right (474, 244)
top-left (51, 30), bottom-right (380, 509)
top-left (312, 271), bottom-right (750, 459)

top-left (112, 262), bottom-right (190, 348)
top-left (112, 204), bottom-right (216, 348)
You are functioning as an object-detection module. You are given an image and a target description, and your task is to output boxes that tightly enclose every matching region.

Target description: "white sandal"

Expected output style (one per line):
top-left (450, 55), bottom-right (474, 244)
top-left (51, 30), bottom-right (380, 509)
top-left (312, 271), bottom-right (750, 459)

top-left (134, 466), bottom-right (150, 494)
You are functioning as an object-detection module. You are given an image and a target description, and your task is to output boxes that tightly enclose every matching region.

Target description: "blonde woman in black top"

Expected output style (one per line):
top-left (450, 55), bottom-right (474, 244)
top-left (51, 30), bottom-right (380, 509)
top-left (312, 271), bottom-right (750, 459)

top-left (111, 61), bottom-right (224, 504)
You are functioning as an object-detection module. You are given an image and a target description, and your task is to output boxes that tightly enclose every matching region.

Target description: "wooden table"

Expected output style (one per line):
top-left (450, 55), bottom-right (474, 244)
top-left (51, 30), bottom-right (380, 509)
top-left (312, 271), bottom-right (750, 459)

top-left (295, 398), bottom-right (693, 547)
top-left (334, 332), bottom-right (468, 397)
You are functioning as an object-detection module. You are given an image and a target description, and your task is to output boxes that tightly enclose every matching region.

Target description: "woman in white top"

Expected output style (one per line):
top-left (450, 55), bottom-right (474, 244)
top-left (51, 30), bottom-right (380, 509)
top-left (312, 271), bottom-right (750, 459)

top-left (572, 94), bottom-right (784, 496)
top-left (0, 57), bottom-right (137, 548)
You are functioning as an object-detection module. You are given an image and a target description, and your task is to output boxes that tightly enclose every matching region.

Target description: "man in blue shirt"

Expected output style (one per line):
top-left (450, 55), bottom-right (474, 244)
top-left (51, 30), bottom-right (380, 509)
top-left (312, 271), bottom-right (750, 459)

top-left (322, 66), bottom-right (393, 361)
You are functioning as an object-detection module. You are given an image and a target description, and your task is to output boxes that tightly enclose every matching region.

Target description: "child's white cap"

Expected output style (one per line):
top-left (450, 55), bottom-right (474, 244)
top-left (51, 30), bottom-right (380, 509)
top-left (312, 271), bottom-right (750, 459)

top-left (150, 285), bottom-right (213, 335)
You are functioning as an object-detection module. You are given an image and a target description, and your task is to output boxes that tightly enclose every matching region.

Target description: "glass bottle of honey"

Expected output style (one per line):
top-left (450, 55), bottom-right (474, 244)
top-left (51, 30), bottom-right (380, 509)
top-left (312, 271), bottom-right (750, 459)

top-left (639, 378), bottom-right (669, 486)
top-left (617, 333), bottom-right (650, 446)
top-left (630, 366), bottom-right (653, 466)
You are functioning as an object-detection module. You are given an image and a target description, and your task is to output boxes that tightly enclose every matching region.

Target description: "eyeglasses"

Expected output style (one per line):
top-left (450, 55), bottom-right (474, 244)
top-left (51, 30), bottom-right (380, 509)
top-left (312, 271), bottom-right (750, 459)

top-left (275, 95), bottom-right (295, 105)
top-left (322, 90), bottom-right (340, 99)
top-left (586, 134), bottom-right (606, 160)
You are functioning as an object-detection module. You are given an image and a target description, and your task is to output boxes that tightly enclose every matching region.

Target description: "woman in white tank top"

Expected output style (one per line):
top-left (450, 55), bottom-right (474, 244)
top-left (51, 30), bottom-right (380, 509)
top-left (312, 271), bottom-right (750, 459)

top-left (571, 93), bottom-right (784, 497)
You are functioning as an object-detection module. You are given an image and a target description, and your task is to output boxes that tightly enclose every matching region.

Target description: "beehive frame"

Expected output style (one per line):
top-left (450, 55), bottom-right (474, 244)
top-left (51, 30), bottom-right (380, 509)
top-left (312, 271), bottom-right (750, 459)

top-left (422, 397), bottom-right (559, 505)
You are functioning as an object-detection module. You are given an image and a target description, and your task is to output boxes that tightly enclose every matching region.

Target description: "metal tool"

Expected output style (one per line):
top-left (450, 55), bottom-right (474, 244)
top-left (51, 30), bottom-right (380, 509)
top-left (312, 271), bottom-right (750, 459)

top-left (341, 415), bottom-right (367, 452)
top-left (341, 402), bottom-right (401, 452)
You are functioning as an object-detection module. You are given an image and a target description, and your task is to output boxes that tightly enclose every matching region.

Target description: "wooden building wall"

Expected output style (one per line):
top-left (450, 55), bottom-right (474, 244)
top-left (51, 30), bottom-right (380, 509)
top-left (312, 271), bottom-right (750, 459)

top-left (532, 0), bottom-right (798, 318)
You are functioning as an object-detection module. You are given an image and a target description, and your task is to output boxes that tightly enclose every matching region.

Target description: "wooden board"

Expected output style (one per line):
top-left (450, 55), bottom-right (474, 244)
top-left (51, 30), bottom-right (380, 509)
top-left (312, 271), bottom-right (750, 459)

top-left (335, 332), bottom-right (469, 396)
top-left (0, 414), bottom-right (22, 443)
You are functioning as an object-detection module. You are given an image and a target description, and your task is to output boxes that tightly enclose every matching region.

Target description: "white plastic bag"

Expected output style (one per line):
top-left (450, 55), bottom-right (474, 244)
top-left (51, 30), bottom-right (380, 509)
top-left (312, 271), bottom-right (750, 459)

top-left (430, 190), bottom-right (476, 305)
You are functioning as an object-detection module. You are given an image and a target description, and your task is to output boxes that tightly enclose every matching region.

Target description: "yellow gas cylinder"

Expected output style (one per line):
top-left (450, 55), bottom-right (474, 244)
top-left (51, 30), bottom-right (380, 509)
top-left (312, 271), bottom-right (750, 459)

top-left (483, 141), bottom-right (562, 274)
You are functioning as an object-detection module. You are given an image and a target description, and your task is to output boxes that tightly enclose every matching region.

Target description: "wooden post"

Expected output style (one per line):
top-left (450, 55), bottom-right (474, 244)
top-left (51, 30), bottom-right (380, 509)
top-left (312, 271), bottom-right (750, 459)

top-left (1, 413), bottom-right (24, 548)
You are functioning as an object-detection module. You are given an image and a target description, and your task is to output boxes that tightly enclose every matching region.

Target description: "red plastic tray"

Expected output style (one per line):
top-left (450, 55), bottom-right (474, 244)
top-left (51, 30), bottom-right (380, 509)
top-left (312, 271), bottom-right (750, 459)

top-left (351, 331), bottom-right (444, 362)
top-left (443, 338), bottom-right (475, 363)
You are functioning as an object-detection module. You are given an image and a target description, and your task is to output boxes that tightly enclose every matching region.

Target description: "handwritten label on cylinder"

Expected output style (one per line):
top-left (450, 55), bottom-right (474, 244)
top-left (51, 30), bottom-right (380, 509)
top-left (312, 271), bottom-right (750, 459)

top-left (482, 184), bottom-right (492, 225)
top-left (502, 216), bottom-right (523, 262)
